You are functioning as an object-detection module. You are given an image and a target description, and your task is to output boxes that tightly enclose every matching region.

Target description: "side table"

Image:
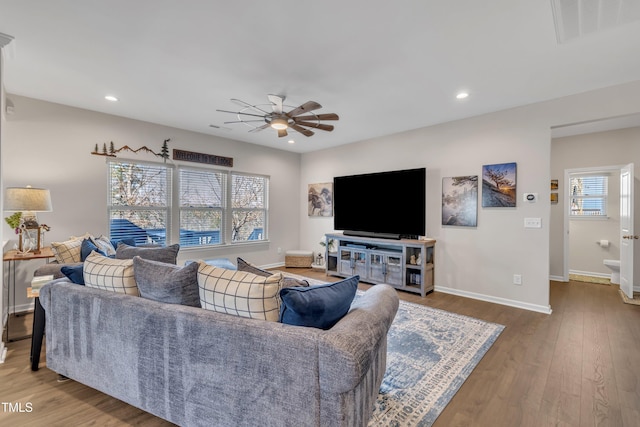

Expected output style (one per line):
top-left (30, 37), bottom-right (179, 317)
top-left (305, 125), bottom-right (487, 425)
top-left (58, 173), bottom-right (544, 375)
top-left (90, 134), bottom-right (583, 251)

top-left (3, 247), bottom-right (54, 342)
top-left (27, 287), bottom-right (45, 371)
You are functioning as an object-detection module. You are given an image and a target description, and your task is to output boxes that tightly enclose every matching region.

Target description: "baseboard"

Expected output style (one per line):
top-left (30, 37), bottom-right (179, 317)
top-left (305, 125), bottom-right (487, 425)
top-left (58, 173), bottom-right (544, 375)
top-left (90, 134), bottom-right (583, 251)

top-left (549, 275), bottom-right (566, 282)
top-left (262, 262), bottom-right (285, 270)
top-left (10, 302), bottom-right (34, 314)
top-left (435, 286), bottom-right (552, 314)
top-left (569, 269), bottom-right (610, 279)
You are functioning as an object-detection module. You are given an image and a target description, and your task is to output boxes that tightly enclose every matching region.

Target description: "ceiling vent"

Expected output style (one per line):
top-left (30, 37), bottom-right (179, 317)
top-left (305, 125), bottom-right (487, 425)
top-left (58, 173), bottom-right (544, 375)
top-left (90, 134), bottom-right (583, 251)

top-left (551, 0), bottom-right (640, 43)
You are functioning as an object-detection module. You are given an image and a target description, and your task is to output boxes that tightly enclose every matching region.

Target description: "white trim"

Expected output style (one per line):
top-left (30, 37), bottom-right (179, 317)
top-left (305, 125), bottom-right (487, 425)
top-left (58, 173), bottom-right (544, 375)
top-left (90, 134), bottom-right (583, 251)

top-left (435, 285), bottom-right (553, 314)
top-left (549, 275), bottom-right (567, 282)
top-left (568, 269), bottom-right (610, 279)
top-left (563, 164), bottom-right (625, 283)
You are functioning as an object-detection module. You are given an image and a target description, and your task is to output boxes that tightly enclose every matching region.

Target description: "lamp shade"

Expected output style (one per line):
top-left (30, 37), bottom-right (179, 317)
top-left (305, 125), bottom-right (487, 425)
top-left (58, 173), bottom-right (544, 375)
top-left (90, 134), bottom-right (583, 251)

top-left (4, 186), bottom-right (53, 212)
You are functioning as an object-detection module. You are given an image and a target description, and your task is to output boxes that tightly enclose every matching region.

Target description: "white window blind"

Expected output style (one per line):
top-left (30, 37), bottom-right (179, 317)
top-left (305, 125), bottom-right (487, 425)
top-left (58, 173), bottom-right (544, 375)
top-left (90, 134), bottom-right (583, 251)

top-left (570, 173), bottom-right (608, 217)
top-left (231, 173), bottom-right (268, 242)
top-left (108, 161), bottom-right (171, 244)
top-left (179, 167), bottom-right (226, 247)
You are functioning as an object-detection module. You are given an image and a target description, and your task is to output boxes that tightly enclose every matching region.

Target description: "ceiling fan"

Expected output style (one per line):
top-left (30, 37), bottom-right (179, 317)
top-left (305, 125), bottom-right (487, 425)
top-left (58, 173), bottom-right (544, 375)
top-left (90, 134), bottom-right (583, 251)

top-left (216, 94), bottom-right (339, 138)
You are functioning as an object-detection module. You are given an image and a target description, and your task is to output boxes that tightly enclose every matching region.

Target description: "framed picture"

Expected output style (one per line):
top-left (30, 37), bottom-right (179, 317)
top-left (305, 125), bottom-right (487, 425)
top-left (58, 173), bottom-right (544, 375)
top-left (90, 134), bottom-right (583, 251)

top-left (550, 193), bottom-right (558, 204)
top-left (308, 182), bottom-right (333, 217)
top-left (482, 162), bottom-right (517, 207)
top-left (442, 176), bottom-right (478, 227)
top-left (551, 179), bottom-right (558, 190)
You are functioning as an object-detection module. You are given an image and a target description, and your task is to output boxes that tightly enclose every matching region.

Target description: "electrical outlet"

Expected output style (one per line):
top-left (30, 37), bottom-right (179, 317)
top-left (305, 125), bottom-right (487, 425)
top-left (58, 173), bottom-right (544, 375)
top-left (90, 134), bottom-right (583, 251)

top-left (513, 274), bottom-right (522, 285)
top-left (277, 247), bottom-right (282, 254)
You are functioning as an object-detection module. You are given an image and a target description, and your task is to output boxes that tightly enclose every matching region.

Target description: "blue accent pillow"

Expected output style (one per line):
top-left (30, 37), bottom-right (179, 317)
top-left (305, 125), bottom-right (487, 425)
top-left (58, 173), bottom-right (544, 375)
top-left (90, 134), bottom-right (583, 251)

top-left (111, 238), bottom-right (136, 250)
top-left (61, 264), bottom-right (85, 285)
top-left (279, 275), bottom-right (359, 330)
top-left (80, 238), bottom-right (107, 261)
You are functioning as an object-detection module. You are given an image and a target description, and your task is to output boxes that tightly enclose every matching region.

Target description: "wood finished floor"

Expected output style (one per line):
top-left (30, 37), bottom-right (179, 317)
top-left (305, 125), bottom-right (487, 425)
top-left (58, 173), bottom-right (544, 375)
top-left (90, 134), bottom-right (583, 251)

top-left (1, 270), bottom-right (639, 426)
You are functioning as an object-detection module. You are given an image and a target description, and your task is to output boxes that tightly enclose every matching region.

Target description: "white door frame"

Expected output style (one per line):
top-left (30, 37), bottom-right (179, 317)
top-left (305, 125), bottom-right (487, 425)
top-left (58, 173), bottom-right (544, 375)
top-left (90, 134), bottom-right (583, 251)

top-left (562, 164), bottom-right (625, 282)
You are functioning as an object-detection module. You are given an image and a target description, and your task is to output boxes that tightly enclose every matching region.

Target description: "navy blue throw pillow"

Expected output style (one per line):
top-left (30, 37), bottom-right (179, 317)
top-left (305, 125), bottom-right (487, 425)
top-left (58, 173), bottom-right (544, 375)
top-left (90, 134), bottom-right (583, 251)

top-left (279, 275), bottom-right (359, 330)
top-left (111, 238), bottom-right (136, 250)
top-left (61, 264), bottom-right (85, 285)
top-left (80, 238), bottom-right (107, 261)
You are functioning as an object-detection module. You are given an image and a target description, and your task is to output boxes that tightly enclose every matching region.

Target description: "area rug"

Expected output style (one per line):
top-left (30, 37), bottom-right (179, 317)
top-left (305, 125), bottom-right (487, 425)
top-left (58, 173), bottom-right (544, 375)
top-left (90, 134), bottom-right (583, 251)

top-left (277, 271), bottom-right (505, 426)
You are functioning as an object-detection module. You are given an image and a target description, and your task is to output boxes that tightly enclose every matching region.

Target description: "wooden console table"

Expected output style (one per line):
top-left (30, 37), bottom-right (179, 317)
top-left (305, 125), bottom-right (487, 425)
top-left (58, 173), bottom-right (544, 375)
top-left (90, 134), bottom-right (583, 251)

top-left (3, 247), bottom-right (54, 342)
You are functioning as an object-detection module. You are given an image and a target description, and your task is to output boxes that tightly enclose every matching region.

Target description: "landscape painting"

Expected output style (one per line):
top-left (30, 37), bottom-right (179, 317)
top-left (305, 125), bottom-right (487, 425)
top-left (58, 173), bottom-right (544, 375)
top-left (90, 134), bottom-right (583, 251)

top-left (482, 162), bottom-right (517, 207)
top-left (442, 176), bottom-right (478, 227)
top-left (308, 182), bottom-right (333, 216)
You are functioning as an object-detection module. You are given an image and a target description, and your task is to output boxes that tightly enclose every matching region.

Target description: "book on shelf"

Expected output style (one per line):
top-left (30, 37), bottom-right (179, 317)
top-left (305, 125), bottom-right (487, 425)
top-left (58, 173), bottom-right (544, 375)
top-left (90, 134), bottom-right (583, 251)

top-left (31, 274), bottom-right (54, 291)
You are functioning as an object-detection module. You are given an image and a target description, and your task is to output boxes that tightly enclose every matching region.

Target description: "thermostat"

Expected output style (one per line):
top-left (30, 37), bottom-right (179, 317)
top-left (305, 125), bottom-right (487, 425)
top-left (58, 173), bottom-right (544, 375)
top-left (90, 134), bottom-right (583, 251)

top-left (523, 193), bottom-right (538, 203)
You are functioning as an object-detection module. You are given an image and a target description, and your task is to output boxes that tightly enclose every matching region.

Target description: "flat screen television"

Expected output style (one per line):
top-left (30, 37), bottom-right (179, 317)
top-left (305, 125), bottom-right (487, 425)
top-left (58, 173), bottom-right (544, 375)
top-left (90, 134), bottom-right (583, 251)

top-left (333, 168), bottom-right (426, 240)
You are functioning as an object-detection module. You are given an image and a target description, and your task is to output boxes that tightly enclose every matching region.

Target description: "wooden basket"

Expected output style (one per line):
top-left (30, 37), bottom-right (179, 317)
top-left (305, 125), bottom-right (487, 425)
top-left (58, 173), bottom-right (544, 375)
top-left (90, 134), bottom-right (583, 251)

top-left (285, 251), bottom-right (313, 268)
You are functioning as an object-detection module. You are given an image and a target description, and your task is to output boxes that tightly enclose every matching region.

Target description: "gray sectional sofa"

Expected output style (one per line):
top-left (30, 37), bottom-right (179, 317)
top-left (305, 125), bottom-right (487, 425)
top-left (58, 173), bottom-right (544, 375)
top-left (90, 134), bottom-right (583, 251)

top-left (39, 280), bottom-right (399, 426)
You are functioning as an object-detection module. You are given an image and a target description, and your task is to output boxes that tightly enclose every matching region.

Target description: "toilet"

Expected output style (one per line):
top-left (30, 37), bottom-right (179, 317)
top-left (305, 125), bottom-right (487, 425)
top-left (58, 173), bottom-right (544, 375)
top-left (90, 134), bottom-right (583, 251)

top-left (603, 259), bottom-right (620, 285)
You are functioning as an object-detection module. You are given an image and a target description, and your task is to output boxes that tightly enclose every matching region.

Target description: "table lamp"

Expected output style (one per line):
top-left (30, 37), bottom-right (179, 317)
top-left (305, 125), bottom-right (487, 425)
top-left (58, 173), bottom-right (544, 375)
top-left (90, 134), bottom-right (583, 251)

top-left (4, 185), bottom-right (53, 253)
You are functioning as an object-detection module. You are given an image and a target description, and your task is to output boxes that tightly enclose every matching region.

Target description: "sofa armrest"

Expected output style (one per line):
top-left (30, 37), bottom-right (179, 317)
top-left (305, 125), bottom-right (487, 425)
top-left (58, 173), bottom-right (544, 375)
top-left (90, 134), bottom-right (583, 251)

top-left (318, 284), bottom-right (399, 393)
top-left (34, 262), bottom-right (83, 279)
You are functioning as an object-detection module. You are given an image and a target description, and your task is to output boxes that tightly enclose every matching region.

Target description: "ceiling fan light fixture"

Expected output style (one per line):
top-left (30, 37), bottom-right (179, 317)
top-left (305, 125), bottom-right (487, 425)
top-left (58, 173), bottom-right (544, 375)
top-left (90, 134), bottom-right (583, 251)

top-left (270, 117), bottom-right (289, 130)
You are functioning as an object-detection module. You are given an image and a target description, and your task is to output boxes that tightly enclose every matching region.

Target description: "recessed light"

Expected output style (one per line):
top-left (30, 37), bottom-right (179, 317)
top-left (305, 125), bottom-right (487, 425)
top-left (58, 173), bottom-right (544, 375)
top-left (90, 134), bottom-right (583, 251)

top-left (456, 92), bottom-right (469, 100)
top-left (105, 95), bottom-right (118, 102)
top-left (288, 139), bottom-right (295, 144)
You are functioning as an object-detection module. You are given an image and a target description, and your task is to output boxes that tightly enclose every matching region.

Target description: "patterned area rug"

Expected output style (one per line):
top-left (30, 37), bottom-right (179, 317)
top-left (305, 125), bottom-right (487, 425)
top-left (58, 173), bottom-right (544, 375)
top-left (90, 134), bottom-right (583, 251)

top-left (277, 272), bottom-right (505, 426)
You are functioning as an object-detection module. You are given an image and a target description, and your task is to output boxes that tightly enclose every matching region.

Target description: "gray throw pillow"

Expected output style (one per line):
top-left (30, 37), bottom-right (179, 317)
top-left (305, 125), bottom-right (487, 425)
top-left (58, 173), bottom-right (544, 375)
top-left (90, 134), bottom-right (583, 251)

top-left (237, 257), bottom-right (309, 288)
top-left (133, 256), bottom-right (200, 307)
top-left (116, 243), bottom-right (180, 264)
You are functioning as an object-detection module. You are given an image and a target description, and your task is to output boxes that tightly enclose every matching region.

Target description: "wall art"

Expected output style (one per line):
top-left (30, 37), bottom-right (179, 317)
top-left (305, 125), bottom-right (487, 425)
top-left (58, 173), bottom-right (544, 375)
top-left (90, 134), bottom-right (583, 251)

top-left (308, 182), bottom-right (333, 217)
top-left (442, 176), bottom-right (478, 227)
top-left (482, 162), bottom-right (517, 207)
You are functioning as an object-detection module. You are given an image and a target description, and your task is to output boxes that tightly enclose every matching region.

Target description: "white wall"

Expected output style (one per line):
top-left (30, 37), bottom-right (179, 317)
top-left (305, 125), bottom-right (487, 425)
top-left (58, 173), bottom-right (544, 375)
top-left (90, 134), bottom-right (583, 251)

top-left (550, 127), bottom-right (640, 279)
top-left (299, 81), bottom-right (640, 313)
top-left (2, 95), bottom-right (302, 311)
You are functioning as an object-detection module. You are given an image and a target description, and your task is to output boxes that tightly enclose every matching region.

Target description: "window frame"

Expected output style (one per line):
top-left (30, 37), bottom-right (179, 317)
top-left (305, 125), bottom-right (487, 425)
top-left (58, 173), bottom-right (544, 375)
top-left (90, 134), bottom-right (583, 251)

top-left (107, 159), bottom-right (173, 245)
top-left (568, 172), bottom-right (609, 219)
top-left (108, 159), bottom-right (269, 248)
top-left (230, 171), bottom-right (269, 243)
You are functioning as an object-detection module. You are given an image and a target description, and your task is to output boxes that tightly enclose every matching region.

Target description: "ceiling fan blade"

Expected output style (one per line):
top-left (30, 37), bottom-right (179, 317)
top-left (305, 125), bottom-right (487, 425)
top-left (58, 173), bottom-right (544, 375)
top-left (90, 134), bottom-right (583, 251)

top-left (224, 120), bottom-right (265, 124)
top-left (268, 94), bottom-right (284, 114)
top-left (294, 113), bottom-right (339, 121)
top-left (277, 129), bottom-right (288, 138)
top-left (230, 98), bottom-right (271, 115)
top-left (248, 123), bottom-right (271, 133)
top-left (217, 109), bottom-right (266, 119)
top-left (290, 123), bottom-right (315, 137)
top-left (286, 101), bottom-right (322, 117)
top-left (294, 121), bottom-right (334, 132)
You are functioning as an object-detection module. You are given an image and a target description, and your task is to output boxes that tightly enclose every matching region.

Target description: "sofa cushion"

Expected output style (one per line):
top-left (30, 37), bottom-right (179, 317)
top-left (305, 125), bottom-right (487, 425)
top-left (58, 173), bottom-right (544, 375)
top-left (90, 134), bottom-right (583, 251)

top-left (83, 252), bottom-right (139, 296)
top-left (279, 275), bottom-right (359, 330)
top-left (197, 263), bottom-right (283, 321)
top-left (115, 243), bottom-right (179, 264)
top-left (133, 256), bottom-right (200, 307)
top-left (237, 257), bottom-right (309, 288)
top-left (61, 264), bottom-right (85, 285)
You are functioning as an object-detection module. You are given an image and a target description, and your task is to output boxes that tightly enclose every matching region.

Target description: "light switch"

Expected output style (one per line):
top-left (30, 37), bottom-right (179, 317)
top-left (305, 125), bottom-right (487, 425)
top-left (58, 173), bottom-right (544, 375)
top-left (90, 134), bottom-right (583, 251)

top-left (524, 217), bottom-right (542, 228)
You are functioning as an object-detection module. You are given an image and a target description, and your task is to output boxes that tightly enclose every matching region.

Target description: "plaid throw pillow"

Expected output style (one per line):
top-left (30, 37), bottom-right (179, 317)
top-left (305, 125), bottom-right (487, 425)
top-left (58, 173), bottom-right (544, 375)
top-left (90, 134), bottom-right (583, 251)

top-left (51, 235), bottom-right (88, 263)
top-left (83, 251), bottom-right (139, 296)
top-left (197, 262), bottom-right (283, 321)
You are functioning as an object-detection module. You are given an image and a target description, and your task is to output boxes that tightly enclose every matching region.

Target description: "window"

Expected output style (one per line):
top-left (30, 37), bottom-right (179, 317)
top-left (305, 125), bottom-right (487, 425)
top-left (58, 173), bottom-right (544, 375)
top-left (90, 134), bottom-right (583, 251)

top-left (108, 161), bottom-right (171, 245)
top-left (108, 160), bottom-right (268, 246)
top-left (569, 173), bottom-right (608, 217)
top-left (231, 172), bottom-right (268, 242)
top-left (179, 167), bottom-right (226, 247)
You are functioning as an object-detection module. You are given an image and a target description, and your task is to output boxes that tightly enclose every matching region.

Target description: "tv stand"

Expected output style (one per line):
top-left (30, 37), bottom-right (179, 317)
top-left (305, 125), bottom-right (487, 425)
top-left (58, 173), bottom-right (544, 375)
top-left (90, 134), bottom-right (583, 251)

top-left (325, 233), bottom-right (435, 297)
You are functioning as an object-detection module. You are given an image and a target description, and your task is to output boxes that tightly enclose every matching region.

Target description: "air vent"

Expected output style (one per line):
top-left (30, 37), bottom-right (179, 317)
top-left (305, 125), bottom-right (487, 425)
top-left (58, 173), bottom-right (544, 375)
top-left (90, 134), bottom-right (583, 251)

top-left (551, 0), bottom-right (640, 43)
